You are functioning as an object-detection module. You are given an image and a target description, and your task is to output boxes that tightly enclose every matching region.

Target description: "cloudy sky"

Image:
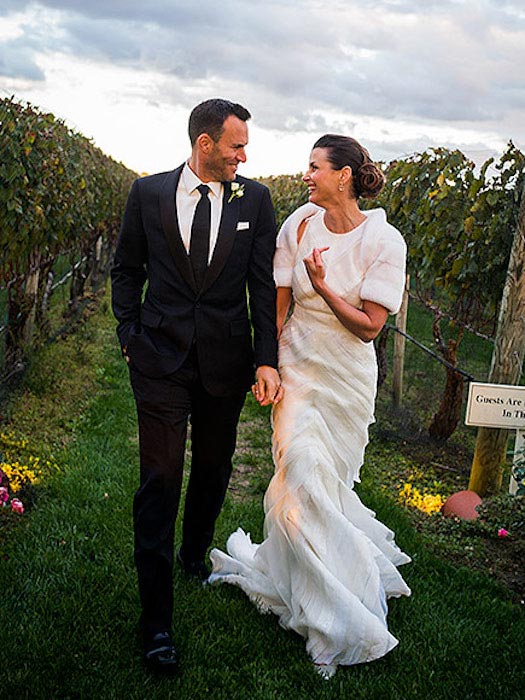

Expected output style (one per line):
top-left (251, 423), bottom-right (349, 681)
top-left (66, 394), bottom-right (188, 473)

top-left (1, 0), bottom-right (524, 177)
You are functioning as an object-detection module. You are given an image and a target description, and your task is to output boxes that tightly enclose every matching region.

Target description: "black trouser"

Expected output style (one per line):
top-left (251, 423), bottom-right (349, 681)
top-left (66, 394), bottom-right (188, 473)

top-left (129, 349), bottom-right (246, 636)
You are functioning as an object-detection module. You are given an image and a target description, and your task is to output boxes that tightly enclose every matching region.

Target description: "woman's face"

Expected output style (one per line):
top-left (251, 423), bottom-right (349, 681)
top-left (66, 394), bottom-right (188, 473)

top-left (302, 147), bottom-right (347, 207)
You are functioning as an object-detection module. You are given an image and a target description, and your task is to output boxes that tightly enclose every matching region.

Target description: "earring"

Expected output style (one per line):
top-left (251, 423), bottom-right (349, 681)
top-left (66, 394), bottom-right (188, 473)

top-left (338, 182), bottom-right (344, 192)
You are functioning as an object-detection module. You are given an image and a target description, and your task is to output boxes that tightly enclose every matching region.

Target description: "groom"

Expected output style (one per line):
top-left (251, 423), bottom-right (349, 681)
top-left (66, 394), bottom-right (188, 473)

top-left (111, 98), bottom-right (282, 674)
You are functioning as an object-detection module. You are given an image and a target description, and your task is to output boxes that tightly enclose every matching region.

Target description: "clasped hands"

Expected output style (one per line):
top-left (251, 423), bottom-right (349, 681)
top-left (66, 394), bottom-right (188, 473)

top-left (252, 366), bottom-right (283, 406)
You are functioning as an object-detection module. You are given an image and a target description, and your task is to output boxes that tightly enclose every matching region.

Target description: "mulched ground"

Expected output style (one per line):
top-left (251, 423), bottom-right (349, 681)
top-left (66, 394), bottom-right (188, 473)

top-left (374, 420), bottom-right (525, 607)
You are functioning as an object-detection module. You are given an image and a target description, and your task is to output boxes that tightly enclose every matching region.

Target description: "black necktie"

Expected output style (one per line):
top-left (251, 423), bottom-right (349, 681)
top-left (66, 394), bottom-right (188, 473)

top-left (190, 184), bottom-right (211, 288)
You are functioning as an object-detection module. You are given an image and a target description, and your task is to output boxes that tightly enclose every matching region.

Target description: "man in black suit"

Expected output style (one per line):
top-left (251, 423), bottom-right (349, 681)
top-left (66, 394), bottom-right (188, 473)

top-left (111, 98), bottom-right (281, 673)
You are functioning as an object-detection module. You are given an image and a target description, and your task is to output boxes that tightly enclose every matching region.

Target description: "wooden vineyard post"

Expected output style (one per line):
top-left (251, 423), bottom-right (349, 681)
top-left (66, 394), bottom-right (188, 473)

top-left (23, 252), bottom-right (41, 346)
top-left (393, 274), bottom-right (409, 408)
top-left (469, 184), bottom-right (525, 496)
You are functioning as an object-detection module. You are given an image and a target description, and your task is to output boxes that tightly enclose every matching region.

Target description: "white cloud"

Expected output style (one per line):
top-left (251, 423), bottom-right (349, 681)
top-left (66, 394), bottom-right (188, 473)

top-left (1, 0), bottom-right (524, 175)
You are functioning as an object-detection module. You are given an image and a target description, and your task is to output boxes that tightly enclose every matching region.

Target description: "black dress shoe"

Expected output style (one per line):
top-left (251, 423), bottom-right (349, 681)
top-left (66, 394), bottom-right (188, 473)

top-left (176, 550), bottom-right (210, 581)
top-left (143, 632), bottom-right (178, 675)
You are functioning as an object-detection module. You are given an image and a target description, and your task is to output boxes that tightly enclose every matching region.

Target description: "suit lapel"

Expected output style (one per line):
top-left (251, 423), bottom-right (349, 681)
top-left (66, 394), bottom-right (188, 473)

top-left (201, 181), bottom-right (240, 293)
top-left (159, 165), bottom-right (198, 293)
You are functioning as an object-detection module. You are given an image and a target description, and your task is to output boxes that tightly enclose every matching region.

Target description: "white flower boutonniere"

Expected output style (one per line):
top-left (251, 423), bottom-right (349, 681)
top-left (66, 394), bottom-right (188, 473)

top-left (228, 182), bottom-right (245, 204)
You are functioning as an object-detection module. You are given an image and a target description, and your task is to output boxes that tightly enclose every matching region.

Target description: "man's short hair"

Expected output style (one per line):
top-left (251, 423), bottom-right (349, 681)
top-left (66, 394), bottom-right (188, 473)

top-left (188, 98), bottom-right (251, 145)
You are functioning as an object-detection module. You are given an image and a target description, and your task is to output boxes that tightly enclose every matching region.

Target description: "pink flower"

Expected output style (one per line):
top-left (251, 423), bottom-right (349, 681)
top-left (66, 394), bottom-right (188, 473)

top-left (498, 528), bottom-right (509, 538)
top-left (0, 486), bottom-right (9, 503)
top-left (10, 498), bottom-right (24, 514)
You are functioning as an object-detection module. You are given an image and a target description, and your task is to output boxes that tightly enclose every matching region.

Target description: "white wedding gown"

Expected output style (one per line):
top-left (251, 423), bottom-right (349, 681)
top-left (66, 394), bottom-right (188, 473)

top-left (209, 205), bottom-right (411, 670)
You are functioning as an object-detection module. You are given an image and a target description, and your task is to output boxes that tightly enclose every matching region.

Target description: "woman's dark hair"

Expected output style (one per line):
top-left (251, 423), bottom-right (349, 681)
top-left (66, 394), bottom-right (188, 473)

top-left (313, 134), bottom-right (385, 199)
top-left (189, 98), bottom-right (251, 145)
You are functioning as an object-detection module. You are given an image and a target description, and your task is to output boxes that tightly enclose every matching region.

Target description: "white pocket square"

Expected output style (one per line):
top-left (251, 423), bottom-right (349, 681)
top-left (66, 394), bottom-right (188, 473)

top-left (236, 221), bottom-right (250, 231)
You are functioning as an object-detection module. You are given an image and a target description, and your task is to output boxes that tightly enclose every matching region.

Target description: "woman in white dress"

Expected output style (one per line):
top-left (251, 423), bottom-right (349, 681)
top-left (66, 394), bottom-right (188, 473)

top-left (209, 134), bottom-right (411, 678)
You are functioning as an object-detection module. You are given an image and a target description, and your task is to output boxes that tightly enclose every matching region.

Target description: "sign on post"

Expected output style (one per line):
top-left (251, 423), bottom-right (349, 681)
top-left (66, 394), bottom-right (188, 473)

top-left (465, 382), bottom-right (525, 493)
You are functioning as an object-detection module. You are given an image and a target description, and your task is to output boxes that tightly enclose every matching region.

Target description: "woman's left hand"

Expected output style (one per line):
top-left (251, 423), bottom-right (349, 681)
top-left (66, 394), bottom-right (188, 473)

top-left (303, 247), bottom-right (330, 292)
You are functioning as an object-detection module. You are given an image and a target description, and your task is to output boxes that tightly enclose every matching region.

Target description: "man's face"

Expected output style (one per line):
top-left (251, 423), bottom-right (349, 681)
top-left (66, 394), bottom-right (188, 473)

top-left (205, 115), bottom-right (248, 182)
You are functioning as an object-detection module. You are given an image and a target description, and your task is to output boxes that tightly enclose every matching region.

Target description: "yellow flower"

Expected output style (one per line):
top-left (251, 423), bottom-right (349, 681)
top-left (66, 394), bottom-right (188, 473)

top-left (398, 481), bottom-right (444, 515)
top-left (1, 432), bottom-right (60, 502)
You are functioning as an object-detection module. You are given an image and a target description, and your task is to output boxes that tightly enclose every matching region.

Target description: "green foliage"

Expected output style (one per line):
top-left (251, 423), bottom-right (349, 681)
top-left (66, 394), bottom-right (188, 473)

top-left (374, 143), bottom-right (525, 336)
top-left (257, 173), bottom-right (308, 228)
top-left (476, 494), bottom-right (525, 536)
top-left (259, 144), bottom-right (524, 341)
top-left (368, 144), bottom-right (524, 438)
top-left (0, 96), bottom-right (136, 284)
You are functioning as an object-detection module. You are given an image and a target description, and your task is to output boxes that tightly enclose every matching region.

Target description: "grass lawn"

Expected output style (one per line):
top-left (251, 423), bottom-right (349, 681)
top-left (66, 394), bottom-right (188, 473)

top-left (0, 289), bottom-right (524, 699)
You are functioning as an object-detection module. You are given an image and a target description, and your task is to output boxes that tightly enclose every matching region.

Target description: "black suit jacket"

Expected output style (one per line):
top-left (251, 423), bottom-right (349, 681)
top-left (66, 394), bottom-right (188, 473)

top-left (111, 164), bottom-right (278, 396)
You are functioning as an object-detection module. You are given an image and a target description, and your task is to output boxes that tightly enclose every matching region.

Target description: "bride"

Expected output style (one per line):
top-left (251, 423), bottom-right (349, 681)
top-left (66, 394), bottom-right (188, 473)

top-left (209, 134), bottom-right (411, 678)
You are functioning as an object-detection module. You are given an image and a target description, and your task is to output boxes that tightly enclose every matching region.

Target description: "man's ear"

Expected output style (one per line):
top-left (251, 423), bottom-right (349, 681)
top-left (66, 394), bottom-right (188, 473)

top-left (196, 133), bottom-right (213, 154)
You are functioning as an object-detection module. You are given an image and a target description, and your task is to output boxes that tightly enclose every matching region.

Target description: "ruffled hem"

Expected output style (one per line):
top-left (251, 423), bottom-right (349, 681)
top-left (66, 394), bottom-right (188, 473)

top-left (210, 471), bottom-right (411, 667)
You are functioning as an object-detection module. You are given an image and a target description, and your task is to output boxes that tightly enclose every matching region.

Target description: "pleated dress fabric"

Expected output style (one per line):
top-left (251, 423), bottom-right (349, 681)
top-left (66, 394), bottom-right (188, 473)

top-left (209, 205), bottom-right (411, 668)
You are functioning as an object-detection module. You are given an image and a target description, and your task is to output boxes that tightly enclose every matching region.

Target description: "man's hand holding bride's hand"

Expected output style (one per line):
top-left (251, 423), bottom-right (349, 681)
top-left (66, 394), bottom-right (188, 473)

top-left (252, 366), bottom-right (283, 406)
top-left (303, 247), bottom-right (330, 293)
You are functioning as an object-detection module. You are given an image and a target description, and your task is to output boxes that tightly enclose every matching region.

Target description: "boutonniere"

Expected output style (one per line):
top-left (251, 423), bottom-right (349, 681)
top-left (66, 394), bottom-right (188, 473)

top-left (228, 182), bottom-right (245, 203)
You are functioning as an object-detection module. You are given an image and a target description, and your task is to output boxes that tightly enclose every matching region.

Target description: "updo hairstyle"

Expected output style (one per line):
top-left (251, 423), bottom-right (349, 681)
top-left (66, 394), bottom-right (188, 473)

top-left (313, 134), bottom-right (385, 199)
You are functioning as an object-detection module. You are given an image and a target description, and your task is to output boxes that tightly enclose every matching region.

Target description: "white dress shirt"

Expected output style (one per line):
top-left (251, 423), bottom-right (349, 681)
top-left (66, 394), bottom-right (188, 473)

top-left (176, 162), bottom-right (224, 263)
